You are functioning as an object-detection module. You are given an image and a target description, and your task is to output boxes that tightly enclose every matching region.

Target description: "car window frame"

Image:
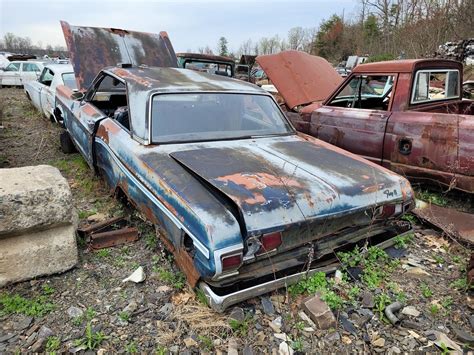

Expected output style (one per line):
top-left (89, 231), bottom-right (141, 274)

top-left (5, 62), bottom-right (20, 72)
top-left (23, 63), bottom-right (40, 72)
top-left (39, 68), bottom-right (55, 86)
top-left (147, 91), bottom-right (296, 145)
top-left (410, 69), bottom-right (460, 105)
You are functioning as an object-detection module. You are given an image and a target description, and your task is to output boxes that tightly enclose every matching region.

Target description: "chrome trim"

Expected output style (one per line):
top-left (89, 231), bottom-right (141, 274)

top-left (94, 138), bottom-right (210, 259)
top-left (212, 244), bottom-right (244, 280)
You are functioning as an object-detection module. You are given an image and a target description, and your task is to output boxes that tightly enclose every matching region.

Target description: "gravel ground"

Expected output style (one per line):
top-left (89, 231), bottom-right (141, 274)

top-left (0, 88), bottom-right (473, 354)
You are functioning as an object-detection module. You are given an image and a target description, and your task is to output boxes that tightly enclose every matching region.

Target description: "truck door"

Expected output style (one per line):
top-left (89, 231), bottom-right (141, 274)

top-left (311, 74), bottom-right (395, 164)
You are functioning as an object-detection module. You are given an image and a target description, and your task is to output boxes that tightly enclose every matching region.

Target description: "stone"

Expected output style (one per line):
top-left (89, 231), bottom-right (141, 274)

top-left (469, 315), bottom-right (474, 330)
top-left (279, 342), bottom-right (294, 355)
top-left (401, 320), bottom-right (424, 330)
top-left (452, 326), bottom-right (474, 344)
top-left (227, 338), bottom-right (239, 355)
top-left (12, 315), bottom-right (32, 330)
top-left (123, 301), bottom-right (138, 314)
top-left (184, 337), bottom-right (198, 348)
top-left (229, 307), bottom-right (245, 323)
top-left (261, 296), bottom-right (275, 316)
top-left (326, 332), bottom-right (340, 342)
top-left (274, 333), bottom-right (290, 341)
top-left (38, 326), bottom-right (54, 339)
top-left (243, 344), bottom-right (254, 355)
top-left (341, 335), bottom-right (352, 345)
top-left (0, 333), bottom-right (15, 343)
top-left (67, 306), bottom-right (84, 319)
top-left (372, 338), bottom-right (385, 347)
top-left (158, 303), bottom-right (173, 318)
top-left (122, 266), bottom-right (146, 283)
top-left (361, 292), bottom-right (374, 308)
top-left (389, 346), bottom-right (401, 354)
top-left (31, 338), bottom-right (44, 352)
top-left (302, 295), bottom-right (336, 330)
top-left (269, 316), bottom-right (283, 333)
top-left (404, 267), bottom-right (430, 278)
top-left (401, 306), bottom-right (421, 317)
top-left (169, 345), bottom-right (179, 354)
top-left (334, 270), bottom-right (343, 284)
top-left (340, 315), bottom-right (357, 335)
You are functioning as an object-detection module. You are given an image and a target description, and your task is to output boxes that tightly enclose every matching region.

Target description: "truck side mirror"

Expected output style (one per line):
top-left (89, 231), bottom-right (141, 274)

top-left (71, 91), bottom-right (85, 101)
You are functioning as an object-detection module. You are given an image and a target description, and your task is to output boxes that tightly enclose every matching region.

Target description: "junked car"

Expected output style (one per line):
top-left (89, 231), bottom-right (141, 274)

top-left (257, 51), bottom-right (474, 193)
top-left (57, 22), bottom-right (414, 311)
top-left (24, 64), bottom-right (77, 122)
top-left (0, 60), bottom-right (45, 88)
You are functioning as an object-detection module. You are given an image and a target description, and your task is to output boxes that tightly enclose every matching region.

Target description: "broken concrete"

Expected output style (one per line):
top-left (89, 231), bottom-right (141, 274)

top-left (302, 294), bottom-right (336, 330)
top-left (0, 165), bottom-right (78, 287)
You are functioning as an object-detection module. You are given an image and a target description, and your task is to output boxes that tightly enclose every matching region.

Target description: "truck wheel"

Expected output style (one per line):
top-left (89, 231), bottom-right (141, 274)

top-left (60, 131), bottom-right (77, 154)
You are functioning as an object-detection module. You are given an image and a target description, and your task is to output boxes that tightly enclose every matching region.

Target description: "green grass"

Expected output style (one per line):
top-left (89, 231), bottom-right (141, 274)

top-left (374, 293), bottom-right (391, 322)
top-left (416, 190), bottom-right (448, 207)
top-left (125, 341), bottom-right (138, 354)
top-left (450, 277), bottom-right (469, 291)
top-left (195, 288), bottom-right (209, 306)
top-left (95, 249), bottom-right (111, 258)
top-left (420, 282), bottom-right (433, 298)
top-left (0, 293), bottom-right (54, 317)
top-left (45, 336), bottom-right (61, 354)
top-left (73, 322), bottom-right (107, 350)
top-left (198, 335), bottom-right (214, 351)
top-left (119, 311), bottom-right (130, 322)
top-left (394, 233), bottom-right (414, 249)
top-left (429, 304), bottom-right (440, 316)
top-left (42, 284), bottom-right (55, 295)
top-left (229, 316), bottom-right (252, 336)
top-left (144, 231), bottom-right (159, 250)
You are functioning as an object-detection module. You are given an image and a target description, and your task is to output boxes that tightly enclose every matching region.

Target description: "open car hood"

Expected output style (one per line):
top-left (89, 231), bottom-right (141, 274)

top-left (256, 50), bottom-right (342, 109)
top-left (60, 21), bottom-right (177, 91)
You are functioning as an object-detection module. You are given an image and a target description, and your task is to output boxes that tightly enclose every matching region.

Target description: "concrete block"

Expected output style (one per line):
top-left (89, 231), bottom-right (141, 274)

top-left (0, 224), bottom-right (78, 286)
top-left (0, 165), bottom-right (74, 236)
top-left (302, 294), bottom-right (337, 330)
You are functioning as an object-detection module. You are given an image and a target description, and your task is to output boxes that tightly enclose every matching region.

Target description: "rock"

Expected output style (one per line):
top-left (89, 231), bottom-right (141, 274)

top-left (452, 326), bottom-right (474, 344)
top-left (156, 285), bottom-right (172, 293)
top-left (122, 266), bottom-right (146, 283)
top-left (425, 330), bottom-right (462, 353)
top-left (97, 349), bottom-right (106, 355)
top-left (67, 306), bottom-right (84, 319)
top-left (86, 213), bottom-right (107, 222)
top-left (123, 301), bottom-right (138, 313)
top-left (389, 346), bottom-right (401, 354)
top-left (158, 303), bottom-right (173, 318)
top-left (229, 307), bottom-right (245, 323)
top-left (372, 338), bottom-right (385, 347)
top-left (25, 332), bottom-right (37, 347)
top-left (12, 315), bottom-right (32, 330)
top-left (341, 335), bottom-right (352, 345)
top-left (184, 337), bottom-right (198, 348)
top-left (37, 326), bottom-right (54, 339)
top-left (401, 320), bottom-right (424, 330)
top-left (227, 338), bottom-right (239, 355)
top-left (401, 306), bottom-right (420, 317)
top-left (302, 295), bottom-right (336, 330)
top-left (404, 267), bottom-right (430, 278)
top-left (469, 315), bottom-right (474, 331)
top-left (334, 270), bottom-right (343, 284)
top-left (0, 333), bottom-right (15, 343)
top-left (339, 315), bottom-right (357, 335)
top-left (278, 342), bottom-right (294, 355)
top-left (169, 345), bottom-right (179, 354)
top-left (243, 344), bottom-right (254, 355)
top-left (274, 333), bottom-right (290, 341)
top-left (261, 296), bottom-right (275, 316)
top-left (269, 316), bottom-right (283, 333)
top-left (298, 311), bottom-right (316, 328)
top-left (361, 292), bottom-right (374, 308)
top-left (31, 338), bottom-right (44, 352)
top-left (326, 332), bottom-right (340, 342)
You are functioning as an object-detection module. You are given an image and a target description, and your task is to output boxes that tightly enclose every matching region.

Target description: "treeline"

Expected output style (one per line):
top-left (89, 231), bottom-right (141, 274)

top-left (229, 0), bottom-right (473, 63)
top-left (0, 33), bottom-right (66, 57)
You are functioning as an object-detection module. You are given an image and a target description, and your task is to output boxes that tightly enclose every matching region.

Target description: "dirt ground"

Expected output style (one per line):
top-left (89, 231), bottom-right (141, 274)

top-left (0, 88), bottom-right (473, 354)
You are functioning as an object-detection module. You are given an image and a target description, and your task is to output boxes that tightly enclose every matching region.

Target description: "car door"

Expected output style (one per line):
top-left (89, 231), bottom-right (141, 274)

top-left (21, 63), bottom-right (41, 86)
top-left (27, 68), bottom-right (48, 112)
top-left (310, 74), bottom-right (395, 164)
top-left (1, 62), bottom-right (21, 86)
top-left (64, 72), bottom-right (125, 166)
top-left (38, 68), bottom-right (55, 118)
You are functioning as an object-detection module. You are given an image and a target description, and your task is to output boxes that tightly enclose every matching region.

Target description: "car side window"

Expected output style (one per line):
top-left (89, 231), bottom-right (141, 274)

top-left (86, 74), bottom-right (129, 130)
top-left (328, 75), bottom-right (394, 111)
top-left (411, 70), bottom-right (459, 104)
top-left (23, 63), bottom-right (40, 72)
top-left (39, 68), bottom-right (54, 86)
top-left (5, 63), bottom-right (20, 72)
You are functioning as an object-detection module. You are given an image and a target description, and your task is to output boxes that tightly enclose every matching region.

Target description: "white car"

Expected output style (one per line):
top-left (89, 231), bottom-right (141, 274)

top-left (24, 64), bottom-right (77, 122)
top-left (0, 61), bottom-right (45, 87)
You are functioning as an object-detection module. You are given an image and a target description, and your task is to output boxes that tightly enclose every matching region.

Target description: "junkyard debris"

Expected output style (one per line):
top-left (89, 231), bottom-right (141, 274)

top-left (122, 266), bottom-right (146, 283)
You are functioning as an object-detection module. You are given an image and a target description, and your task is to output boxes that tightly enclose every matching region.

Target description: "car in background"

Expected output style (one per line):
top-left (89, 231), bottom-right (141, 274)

top-left (57, 22), bottom-right (415, 312)
top-left (177, 52), bottom-right (235, 77)
top-left (0, 61), bottom-right (45, 88)
top-left (24, 64), bottom-right (77, 122)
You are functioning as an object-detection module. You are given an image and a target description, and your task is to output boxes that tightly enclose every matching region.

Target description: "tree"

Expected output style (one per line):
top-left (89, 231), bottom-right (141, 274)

top-left (287, 27), bottom-right (306, 50)
top-left (314, 15), bottom-right (345, 60)
top-left (217, 37), bottom-right (229, 56)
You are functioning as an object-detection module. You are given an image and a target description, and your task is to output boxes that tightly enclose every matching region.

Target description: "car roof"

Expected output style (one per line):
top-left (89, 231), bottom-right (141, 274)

top-left (44, 64), bottom-right (74, 73)
top-left (105, 66), bottom-right (264, 94)
top-left (353, 59), bottom-right (463, 73)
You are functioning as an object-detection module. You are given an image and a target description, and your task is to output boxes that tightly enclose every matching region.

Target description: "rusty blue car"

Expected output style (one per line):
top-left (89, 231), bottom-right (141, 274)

top-left (56, 22), bottom-right (414, 311)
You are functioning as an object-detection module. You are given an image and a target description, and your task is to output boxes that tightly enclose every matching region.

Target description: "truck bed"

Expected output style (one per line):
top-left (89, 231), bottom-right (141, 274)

top-left (410, 99), bottom-right (474, 115)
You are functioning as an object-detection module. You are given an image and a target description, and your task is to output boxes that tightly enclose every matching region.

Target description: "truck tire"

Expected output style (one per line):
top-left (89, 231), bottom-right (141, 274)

top-left (60, 131), bottom-right (77, 154)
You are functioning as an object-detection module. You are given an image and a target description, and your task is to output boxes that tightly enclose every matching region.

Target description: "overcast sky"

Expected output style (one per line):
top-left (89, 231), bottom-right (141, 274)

top-left (0, 0), bottom-right (358, 52)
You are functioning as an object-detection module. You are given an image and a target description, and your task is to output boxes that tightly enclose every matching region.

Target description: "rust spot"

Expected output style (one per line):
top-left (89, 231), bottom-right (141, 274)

top-left (174, 247), bottom-right (200, 287)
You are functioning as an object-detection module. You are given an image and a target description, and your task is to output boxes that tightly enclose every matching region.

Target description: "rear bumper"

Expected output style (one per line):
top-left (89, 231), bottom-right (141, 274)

top-left (199, 227), bottom-right (412, 312)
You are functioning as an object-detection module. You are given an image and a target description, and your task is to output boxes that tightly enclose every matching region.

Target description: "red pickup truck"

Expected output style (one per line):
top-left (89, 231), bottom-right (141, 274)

top-left (257, 51), bottom-right (474, 193)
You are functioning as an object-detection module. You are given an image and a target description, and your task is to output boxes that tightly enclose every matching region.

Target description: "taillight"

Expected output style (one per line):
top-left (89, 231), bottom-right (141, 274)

top-left (375, 204), bottom-right (403, 219)
top-left (221, 253), bottom-right (242, 272)
top-left (257, 232), bottom-right (282, 255)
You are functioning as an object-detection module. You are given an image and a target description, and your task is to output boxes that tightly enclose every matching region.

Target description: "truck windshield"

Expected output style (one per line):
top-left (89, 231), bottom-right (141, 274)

top-left (151, 93), bottom-right (293, 143)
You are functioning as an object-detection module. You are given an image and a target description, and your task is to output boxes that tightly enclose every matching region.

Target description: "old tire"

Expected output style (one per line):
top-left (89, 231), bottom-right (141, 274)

top-left (60, 131), bottom-right (77, 154)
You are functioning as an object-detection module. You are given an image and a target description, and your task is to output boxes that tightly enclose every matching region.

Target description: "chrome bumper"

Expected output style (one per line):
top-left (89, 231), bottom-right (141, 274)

top-left (199, 229), bottom-right (410, 313)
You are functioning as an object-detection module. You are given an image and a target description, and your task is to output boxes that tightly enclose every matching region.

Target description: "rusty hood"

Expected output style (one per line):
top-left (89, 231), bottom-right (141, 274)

top-left (168, 135), bottom-right (408, 234)
top-left (256, 50), bottom-right (342, 109)
top-left (60, 21), bottom-right (177, 91)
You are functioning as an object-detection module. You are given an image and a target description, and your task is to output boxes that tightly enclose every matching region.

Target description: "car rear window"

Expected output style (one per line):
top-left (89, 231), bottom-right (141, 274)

top-left (151, 93), bottom-right (293, 143)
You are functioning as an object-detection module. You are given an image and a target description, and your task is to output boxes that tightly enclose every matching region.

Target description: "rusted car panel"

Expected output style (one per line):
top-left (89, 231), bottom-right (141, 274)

top-left (61, 21), bottom-right (177, 90)
top-left (259, 52), bottom-right (474, 193)
top-left (256, 50), bottom-right (342, 109)
top-left (56, 25), bottom-right (415, 311)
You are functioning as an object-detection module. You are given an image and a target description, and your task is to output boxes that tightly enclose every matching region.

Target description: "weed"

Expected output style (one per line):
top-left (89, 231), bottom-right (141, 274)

top-left (73, 322), bottom-right (107, 350)
top-left (95, 249), bottom-right (110, 258)
top-left (288, 271), bottom-right (327, 296)
top-left (322, 290), bottom-right (344, 310)
top-left (367, 246), bottom-right (388, 263)
top-left (451, 255), bottom-right (461, 264)
top-left (125, 341), bottom-right (138, 354)
top-left (395, 291), bottom-right (407, 303)
top-left (229, 316), bottom-right (252, 336)
top-left (73, 307), bottom-right (96, 326)
top-left (434, 255), bottom-right (445, 264)
top-left (85, 307), bottom-right (96, 320)
top-left (45, 336), bottom-right (61, 353)
top-left (439, 342), bottom-right (450, 355)
top-left (394, 233), bottom-right (414, 249)
top-left (144, 232), bottom-right (158, 250)
top-left (337, 246), bottom-right (363, 268)
top-left (154, 267), bottom-right (186, 290)
top-left (361, 267), bottom-right (384, 289)
top-left (374, 293), bottom-right (391, 321)
top-left (0, 293), bottom-right (54, 317)
top-left (291, 339), bottom-right (304, 351)
top-left (416, 190), bottom-right (448, 207)
top-left (195, 288), bottom-right (208, 306)
top-left (348, 286), bottom-right (361, 301)
top-left (420, 283), bottom-right (433, 298)
top-left (198, 335), bottom-right (214, 350)
top-left (401, 213), bottom-right (416, 224)
top-left (119, 311), bottom-right (130, 322)
top-left (450, 278), bottom-right (469, 292)
top-left (78, 209), bottom-right (96, 219)
top-left (441, 296), bottom-right (453, 309)
top-left (429, 304), bottom-right (440, 316)
top-left (42, 284), bottom-right (55, 295)
top-left (295, 321), bottom-right (305, 331)
top-left (155, 346), bottom-right (167, 355)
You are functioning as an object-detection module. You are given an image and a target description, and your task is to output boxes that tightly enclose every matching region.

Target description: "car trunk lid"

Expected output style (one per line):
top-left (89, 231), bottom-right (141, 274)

top-left (256, 50), bottom-right (342, 109)
top-left (60, 21), bottom-right (178, 91)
